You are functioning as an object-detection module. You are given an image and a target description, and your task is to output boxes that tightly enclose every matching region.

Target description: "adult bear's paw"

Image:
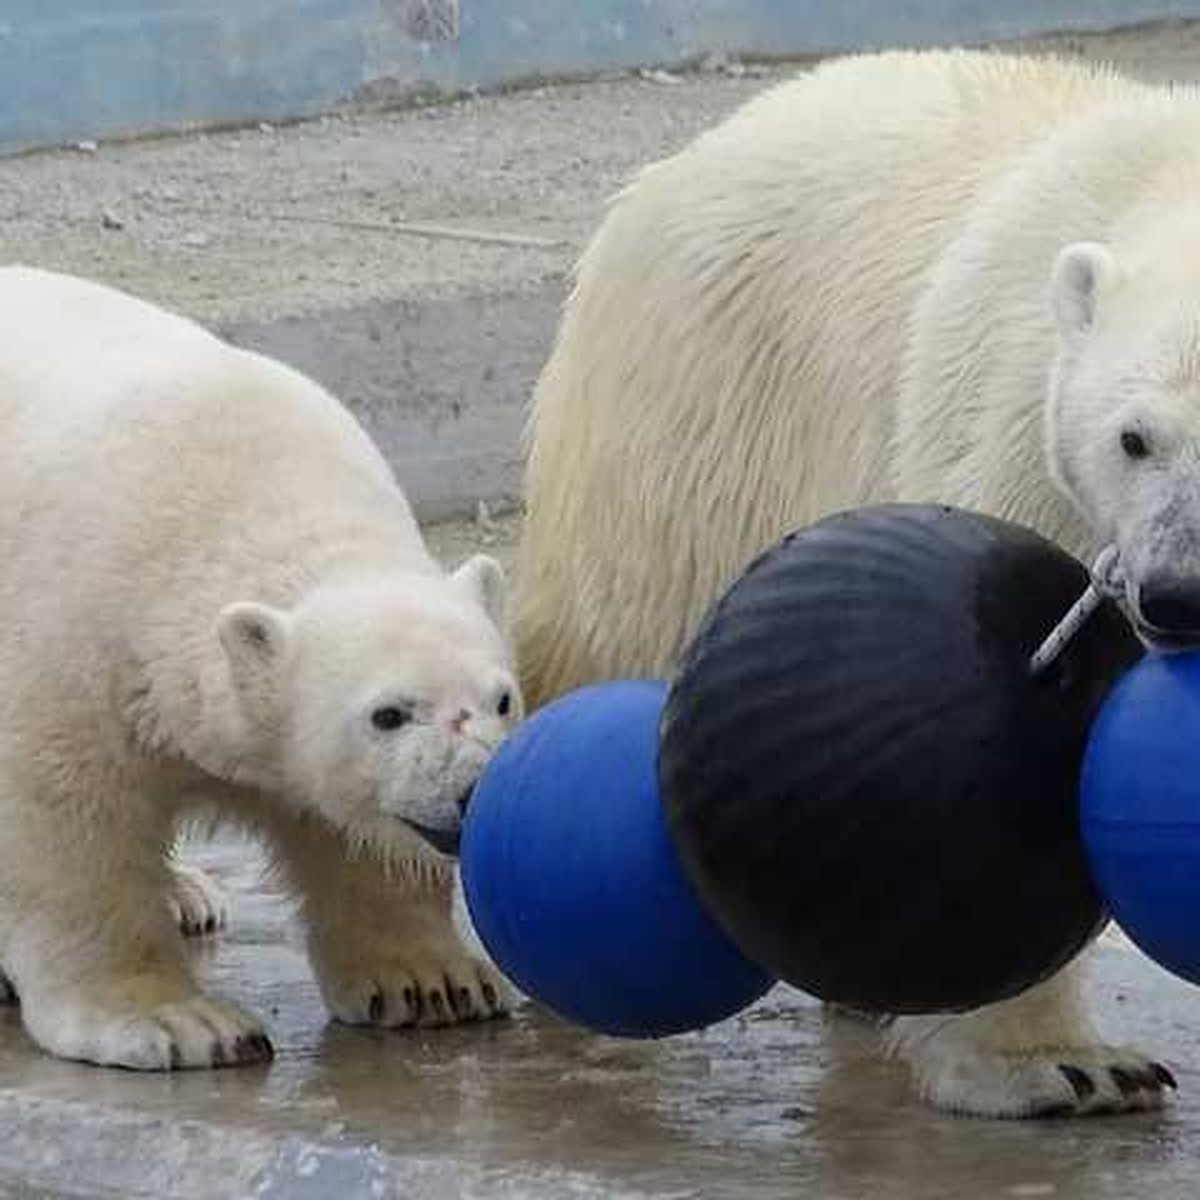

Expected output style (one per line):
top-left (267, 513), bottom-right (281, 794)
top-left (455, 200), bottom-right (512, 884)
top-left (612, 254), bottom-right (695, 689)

top-left (892, 1018), bottom-right (1175, 1117)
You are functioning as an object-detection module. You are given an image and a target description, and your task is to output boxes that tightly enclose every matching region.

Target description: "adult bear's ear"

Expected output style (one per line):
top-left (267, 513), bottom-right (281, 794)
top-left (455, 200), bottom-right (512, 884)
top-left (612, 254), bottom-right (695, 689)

top-left (453, 555), bottom-right (507, 627)
top-left (1052, 242), bottom-right (1120, 338)
top-left (217, 601), bottom-right (293, 700)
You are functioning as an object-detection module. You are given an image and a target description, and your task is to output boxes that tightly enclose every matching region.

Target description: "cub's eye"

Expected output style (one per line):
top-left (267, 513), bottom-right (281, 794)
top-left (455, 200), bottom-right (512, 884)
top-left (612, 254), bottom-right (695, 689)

top-left (371, 705), bottom-right (412, 732)
top-left (496, 689), bottom-right (513, 718)
top-left (1121, 429), bottom-right (1150, 460)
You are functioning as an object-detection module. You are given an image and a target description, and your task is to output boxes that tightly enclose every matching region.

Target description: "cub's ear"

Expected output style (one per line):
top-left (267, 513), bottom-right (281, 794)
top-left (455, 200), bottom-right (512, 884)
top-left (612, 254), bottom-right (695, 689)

top-left (1052, 242), bottom-right (1120, 338)
top-left (452, 555), bottom-right (507, 627)
top-left (217, 601), bottom-right (293, 694)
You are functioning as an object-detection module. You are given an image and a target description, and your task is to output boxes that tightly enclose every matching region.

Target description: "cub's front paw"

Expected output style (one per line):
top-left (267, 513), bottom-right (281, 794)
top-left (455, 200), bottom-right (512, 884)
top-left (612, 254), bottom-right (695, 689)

top-left (167, 861), bottom-right (229, 937)
top-left (24, 986), bottom-right (272, 1070)
top-left (314, 936), bottom-right (511, 1030)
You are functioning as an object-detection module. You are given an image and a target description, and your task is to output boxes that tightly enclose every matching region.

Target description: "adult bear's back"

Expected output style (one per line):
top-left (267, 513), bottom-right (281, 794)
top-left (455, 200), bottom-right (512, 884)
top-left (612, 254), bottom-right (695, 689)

top-left (515, 51), bottom-right (1141, 708)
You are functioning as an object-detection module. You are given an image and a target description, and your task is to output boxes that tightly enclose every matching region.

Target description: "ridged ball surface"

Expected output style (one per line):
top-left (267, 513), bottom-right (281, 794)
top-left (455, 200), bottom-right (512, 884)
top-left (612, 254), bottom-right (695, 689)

top-left (660, 504), bottom-right (1140, 1014)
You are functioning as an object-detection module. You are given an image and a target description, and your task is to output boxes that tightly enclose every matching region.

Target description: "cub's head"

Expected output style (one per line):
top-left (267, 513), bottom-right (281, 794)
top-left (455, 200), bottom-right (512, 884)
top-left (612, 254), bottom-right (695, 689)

top-left (216, 556), bottom-right (522, 858)
top-left (1049, 238), bottom-right (1200, 648)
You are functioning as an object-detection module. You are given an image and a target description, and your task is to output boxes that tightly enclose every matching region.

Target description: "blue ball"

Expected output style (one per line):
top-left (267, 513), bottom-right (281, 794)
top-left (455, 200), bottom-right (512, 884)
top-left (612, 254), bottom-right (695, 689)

top-left (1081, 651), bottom-right (1200, 985)
top-left (460, 680), bottom-right (774, 1037)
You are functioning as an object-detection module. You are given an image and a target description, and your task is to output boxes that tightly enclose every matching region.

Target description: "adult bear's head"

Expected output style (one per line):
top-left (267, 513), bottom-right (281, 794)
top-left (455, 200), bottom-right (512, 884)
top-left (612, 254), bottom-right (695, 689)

top-left (1048, 235), bottom-right (1200, 649)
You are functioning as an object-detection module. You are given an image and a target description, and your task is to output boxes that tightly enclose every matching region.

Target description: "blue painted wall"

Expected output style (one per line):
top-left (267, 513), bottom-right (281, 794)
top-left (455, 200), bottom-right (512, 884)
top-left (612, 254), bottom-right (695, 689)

top-left (4, 1), bottom-right (1200, 153)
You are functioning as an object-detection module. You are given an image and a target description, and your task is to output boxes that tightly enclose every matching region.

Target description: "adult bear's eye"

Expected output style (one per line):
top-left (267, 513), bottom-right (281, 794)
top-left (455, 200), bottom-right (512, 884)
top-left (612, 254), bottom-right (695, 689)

top-left (1121, 429), bottom-right (1150, 460)
top-left (371, 705), bottom-right (413, 732)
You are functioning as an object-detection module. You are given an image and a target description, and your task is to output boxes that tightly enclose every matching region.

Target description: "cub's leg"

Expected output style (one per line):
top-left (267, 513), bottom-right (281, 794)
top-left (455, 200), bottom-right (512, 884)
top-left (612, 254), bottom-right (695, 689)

top-left (0, 768), bottom-right (270, 1070)
top-left (266, 811), bottom-right (510, 1028)
top-left (887, 954), bottom-right (1175, 1117)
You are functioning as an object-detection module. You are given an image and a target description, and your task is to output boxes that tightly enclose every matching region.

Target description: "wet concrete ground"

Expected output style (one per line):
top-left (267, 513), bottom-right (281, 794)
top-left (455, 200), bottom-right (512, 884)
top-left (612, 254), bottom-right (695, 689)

top-left (1, 831), bottom-right (1198, 1200)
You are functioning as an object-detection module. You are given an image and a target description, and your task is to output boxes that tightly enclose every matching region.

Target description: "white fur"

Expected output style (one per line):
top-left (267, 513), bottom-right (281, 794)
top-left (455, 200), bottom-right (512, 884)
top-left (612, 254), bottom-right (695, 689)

top-left (516, 50), bottom-right (1188, 1116)
top-left (0, 266), bottom-right (520, 1069)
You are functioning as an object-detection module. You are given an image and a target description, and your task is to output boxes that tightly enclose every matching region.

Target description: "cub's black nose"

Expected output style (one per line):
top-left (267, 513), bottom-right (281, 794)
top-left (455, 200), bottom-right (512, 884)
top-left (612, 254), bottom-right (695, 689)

top-left (457, 786), bottom-right (475, 818)
top-left (1138, 574), bottom-right (1200, 638)
top-left (404, 820), bottom-right (462, 857)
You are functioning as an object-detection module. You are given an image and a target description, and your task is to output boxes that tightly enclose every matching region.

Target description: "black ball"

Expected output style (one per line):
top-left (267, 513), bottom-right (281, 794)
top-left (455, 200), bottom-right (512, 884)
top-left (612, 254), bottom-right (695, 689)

top-left (659, 504), bottom-right (1140, 1014)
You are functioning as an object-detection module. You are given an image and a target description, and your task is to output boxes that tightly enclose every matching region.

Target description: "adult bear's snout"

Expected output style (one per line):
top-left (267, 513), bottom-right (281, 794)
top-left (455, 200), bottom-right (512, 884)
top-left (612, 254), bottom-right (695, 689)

top-left (1136, 573), bottom-right (1200, 643)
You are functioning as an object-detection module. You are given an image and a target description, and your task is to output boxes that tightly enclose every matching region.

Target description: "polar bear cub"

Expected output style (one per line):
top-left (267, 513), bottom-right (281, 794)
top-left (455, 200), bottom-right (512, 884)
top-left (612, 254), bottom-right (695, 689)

top-left (0, 266), bottom-right (520, 1069)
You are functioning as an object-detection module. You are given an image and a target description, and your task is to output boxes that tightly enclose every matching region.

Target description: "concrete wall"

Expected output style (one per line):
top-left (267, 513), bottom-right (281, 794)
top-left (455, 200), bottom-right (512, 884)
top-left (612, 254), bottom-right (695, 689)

top-left (5, 1), bottom-right (1200, 153)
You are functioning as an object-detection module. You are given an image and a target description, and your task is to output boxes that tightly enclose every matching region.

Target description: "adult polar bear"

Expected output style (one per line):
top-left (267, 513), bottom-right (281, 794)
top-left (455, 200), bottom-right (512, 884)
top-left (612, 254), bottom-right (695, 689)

top-left (516, 50), bottom-right (1196, 1117)
top-left (0, 267), bottom-right (520, 1070)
